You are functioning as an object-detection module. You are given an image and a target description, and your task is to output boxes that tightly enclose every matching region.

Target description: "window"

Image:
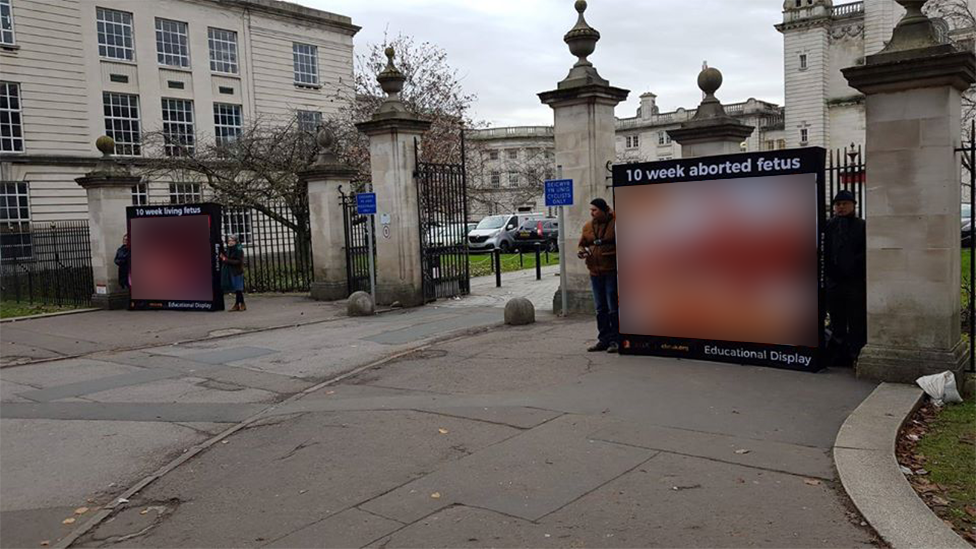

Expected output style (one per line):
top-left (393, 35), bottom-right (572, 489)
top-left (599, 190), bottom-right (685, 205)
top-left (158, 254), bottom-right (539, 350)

top-left (799, 54), bottom-right (808, 70)
top-left (777, 139), bottom-right (787, 149)
top-left (659, 156), bottom-right (673, 161)
top-left (658, 131), bottom-right (672, 146)
top-left (292, 42), bottom-right (318, 86)
top-left (161, 98), bottom-right (194, 156)
top-left (155, 18), bottom-right (190, 67)
top-left (96, 7), bottom-right (134, 61)
top-left (800, 128), bottom-right (809, 144)
top-left (0, 181), bottom-right (30, 259)
top-left (740, 141), bottom-right (748, 151)
top-left (208, 27), bottom-right (238, 74)
top-left (213, 103), bottom-right (241, 147)
top-left (488, 150), bottom-right (499, 161)
top-left (0, 82), bottom-right (23, 152)
top-left (131, 183), bottom-right (148, 205)
top-left (490, 171), bottom-right (500, 189)
top-left (625, 135), bottom-right (639, 149)
top-left (103, 92), bottom-right (141, 156)
top-left (169, 182), bottom-right (201, 204)
top-left (507, 149), bottom-right (518, 160)
top-left (222, 207), bottom-right (252, 245)
top-left (508, 172), bottom-right (519, 186)
top-left (297, 110), bottom-right (322, 133)
top-left (1, 0), bottom-right (15, 46)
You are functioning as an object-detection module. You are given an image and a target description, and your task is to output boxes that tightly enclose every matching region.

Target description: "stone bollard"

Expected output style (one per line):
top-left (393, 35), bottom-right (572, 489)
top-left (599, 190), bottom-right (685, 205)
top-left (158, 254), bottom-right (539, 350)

top-left (504, 297), bottom-right (535, 326)
top-left (347, 291), bottom-right (375, 317)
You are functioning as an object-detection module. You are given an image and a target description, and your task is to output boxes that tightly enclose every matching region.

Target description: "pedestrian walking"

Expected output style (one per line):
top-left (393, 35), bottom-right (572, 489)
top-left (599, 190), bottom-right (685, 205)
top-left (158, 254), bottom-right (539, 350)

top-left (221, 234), bottom-right (246, 312)
top-left (114, 234), bottom-right (131, 289)
top-left (824, 190), bottom-right (866, 367)
top-left (579, 198), bottom-right (619, 353)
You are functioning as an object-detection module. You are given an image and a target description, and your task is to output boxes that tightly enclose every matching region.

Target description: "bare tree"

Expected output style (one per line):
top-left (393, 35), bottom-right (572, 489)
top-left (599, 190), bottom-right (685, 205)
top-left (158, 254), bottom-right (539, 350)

top-left (465, 142), bottom-right (554, 216)
top-left (140, 115), bottom-right (317, 252)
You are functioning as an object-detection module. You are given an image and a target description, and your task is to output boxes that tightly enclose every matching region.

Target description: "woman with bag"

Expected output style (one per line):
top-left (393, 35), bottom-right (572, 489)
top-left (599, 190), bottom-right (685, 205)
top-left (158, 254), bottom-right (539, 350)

top-left (220, 234), bottom-right (246, 312)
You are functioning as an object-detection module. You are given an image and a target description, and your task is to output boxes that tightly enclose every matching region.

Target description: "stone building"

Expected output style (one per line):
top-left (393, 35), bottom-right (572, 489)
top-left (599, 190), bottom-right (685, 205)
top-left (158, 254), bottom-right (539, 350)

top-left (777, 0), bottom-right (974, 151)
top-left (0, 0), bottom-right (358, 225)
top-left (614, 92), bottom-right (787, 163)
top-left (466, 126), bottom-right (555, 218)
top-left (467, 92), bottom-right (786, 219)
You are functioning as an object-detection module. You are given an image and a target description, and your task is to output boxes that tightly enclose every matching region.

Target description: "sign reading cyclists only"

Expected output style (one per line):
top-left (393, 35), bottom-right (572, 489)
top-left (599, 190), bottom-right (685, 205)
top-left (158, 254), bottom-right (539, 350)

top-left (545, 178), bottom-right (573, 317)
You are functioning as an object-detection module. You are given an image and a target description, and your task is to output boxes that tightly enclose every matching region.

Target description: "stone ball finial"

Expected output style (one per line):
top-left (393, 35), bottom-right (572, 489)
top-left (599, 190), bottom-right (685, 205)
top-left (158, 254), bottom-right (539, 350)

top-left (384, 46), bottom-right (395, 60)
top-left (575, 0), bottom-right (587, 13)
top-left (698, 67), bottom-right (723, 97)
top-left (316, 126), bottom-right (334, 149)
top-left (95, 135), bottom-right (115, 156)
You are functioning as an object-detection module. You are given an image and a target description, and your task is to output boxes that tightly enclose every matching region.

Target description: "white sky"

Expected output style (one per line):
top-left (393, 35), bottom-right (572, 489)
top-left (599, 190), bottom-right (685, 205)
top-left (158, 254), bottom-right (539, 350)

top-left (299, 0), bottom-right (786, 127)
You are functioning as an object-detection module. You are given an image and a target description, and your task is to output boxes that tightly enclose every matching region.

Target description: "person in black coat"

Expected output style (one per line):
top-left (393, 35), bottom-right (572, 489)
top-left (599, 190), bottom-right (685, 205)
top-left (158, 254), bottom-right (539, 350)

top-left (114, 234), bottom-right (131, 289)
top-left (824, 190), bottom-right (866, 367)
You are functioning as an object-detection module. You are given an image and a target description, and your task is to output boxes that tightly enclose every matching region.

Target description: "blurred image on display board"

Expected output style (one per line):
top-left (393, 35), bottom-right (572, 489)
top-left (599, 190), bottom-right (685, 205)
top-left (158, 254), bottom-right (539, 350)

top-left (615, 174), bottom-right (818, 348)
top-left (129, 215), bottom-right (214, 302)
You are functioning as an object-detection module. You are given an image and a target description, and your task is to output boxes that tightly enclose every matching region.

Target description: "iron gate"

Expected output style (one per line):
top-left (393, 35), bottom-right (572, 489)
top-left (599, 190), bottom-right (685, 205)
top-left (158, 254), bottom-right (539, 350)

top-left (0, 220), bottom-right (94, 307)
top-left (340, 185), bottom-right (374, 296)
top-left (415, 137), bottom-right (470, 302)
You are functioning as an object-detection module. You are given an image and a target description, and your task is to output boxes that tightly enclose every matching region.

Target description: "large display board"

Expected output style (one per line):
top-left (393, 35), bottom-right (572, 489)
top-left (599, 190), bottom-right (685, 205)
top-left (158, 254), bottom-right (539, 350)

top-left (127, 203), bottom-right (223, 311)
top-left (612, 148), bottom-right (826, 371)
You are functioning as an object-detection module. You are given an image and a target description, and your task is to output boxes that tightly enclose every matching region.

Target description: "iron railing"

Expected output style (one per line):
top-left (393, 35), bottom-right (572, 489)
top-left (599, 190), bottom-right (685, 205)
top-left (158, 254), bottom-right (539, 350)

top-left (958, 120), bottom-right (975, 373)
top-left (825, 144), bottom-right (865, 218)
top-left (161, 195), bottom-right (313, 293)
top-left (0, 220), bottom-right (94, 307)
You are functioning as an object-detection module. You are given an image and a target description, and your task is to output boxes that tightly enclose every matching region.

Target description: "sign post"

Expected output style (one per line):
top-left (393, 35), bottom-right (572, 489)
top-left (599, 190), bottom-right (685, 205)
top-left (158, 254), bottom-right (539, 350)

top-left (356, 192), bottom-right (378, 301)
top-left (545, 173), bottom-right (573, 317)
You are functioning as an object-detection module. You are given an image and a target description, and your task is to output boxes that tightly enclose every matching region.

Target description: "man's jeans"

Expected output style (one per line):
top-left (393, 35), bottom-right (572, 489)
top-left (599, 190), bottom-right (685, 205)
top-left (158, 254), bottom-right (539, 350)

top-left (590, 273), bottom-right (619, 345)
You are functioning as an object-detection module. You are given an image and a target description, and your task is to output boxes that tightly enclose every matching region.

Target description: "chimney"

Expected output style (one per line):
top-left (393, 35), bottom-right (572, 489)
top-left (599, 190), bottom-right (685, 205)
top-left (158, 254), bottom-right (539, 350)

top-left (640, 92), bottom-right (658, 119)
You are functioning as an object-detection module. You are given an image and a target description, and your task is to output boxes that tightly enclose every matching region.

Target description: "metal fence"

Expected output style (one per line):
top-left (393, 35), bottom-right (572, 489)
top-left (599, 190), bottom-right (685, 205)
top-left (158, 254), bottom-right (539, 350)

top-left (161, 196), bottom-right (313, 293)
top-left (958, 121), bottom-right (974, 373)
top-left (0, 220), bottom-right (94, 307)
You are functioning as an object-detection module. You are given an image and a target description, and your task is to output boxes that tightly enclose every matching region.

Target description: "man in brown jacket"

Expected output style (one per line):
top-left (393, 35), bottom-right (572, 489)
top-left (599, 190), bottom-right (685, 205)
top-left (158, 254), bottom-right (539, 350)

top-left (578, 198), bottom-right (619, 353)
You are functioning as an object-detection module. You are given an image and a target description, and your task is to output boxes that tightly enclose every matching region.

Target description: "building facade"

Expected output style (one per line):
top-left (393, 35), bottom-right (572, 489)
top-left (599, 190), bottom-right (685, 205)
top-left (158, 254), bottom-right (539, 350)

top-left (777, 0), bottom-right (974, 151)
top-left (0, 0), bottom-right (357, 226)
top-left (466, 126), bottom-right (555, 219)
top-left (467, 93), bottom-right (786, 219)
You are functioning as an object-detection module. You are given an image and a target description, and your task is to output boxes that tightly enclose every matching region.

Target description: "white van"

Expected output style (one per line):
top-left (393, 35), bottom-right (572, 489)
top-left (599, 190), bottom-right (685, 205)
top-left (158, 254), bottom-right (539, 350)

top-left (467, 212), bottom-right (545, 252)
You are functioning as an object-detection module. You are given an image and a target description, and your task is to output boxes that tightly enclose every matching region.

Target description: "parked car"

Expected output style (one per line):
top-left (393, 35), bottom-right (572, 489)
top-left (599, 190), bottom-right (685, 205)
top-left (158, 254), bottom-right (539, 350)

top-left (513, 218), bottom-right (559, 252)
top-left (964, 220), bottom-right (972, 247)
top-left (467, 213), bottom-right (545, 252)
top-left (427, 223), bottom-right (469, 247)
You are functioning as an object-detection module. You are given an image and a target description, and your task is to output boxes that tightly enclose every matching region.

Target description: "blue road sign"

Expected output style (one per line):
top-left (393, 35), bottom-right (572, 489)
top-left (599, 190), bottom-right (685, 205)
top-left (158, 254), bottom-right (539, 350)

top-left (356, 192), bottom-right (377, 215)
top-left (544, 179), bottom-right (574, 207)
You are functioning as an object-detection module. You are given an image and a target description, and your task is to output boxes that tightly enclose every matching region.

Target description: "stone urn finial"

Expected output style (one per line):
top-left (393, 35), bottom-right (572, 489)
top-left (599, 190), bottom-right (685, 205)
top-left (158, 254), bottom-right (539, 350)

top-left (377, 46), bottom-right (406, 102)
top-left (881, 0), bottom-right (945, 54)
top-left (564, 0), bottom-right (601, 68)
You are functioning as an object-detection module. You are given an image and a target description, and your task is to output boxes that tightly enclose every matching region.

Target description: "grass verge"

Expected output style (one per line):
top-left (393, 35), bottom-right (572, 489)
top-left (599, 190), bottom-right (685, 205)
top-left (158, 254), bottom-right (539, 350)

top-left (899, 395), bottom-right (976, 544)
top-left (0, 301), bottom-right (83, 319)
top-left (468, 252), bottom-right (560, 277)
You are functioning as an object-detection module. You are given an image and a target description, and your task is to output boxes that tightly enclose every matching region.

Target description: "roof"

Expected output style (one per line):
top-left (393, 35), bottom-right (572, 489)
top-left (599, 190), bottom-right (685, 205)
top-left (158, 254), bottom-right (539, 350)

top-left (209, 0), bottom-right (360, 35)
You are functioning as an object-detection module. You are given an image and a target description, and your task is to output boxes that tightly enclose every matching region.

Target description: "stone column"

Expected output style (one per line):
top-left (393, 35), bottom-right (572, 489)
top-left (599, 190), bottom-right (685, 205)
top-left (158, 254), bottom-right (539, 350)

top-left (356, 48), bottom-right (431, 307)
top-left (75, 136), bottom-right (142, 309)
top-left (667, 67), bottom-right (755, 158)
top-left (842, 0), bottom-right (976, 383)
top-left (301, 128), bottom-right (359, 301)
top-left (538, 0), bottom-right (629, 314)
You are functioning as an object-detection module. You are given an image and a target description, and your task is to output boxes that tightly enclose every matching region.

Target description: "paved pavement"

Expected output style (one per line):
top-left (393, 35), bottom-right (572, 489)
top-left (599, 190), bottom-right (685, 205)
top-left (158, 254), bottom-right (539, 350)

top-left (0, 268), bottom-right (881, 548)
